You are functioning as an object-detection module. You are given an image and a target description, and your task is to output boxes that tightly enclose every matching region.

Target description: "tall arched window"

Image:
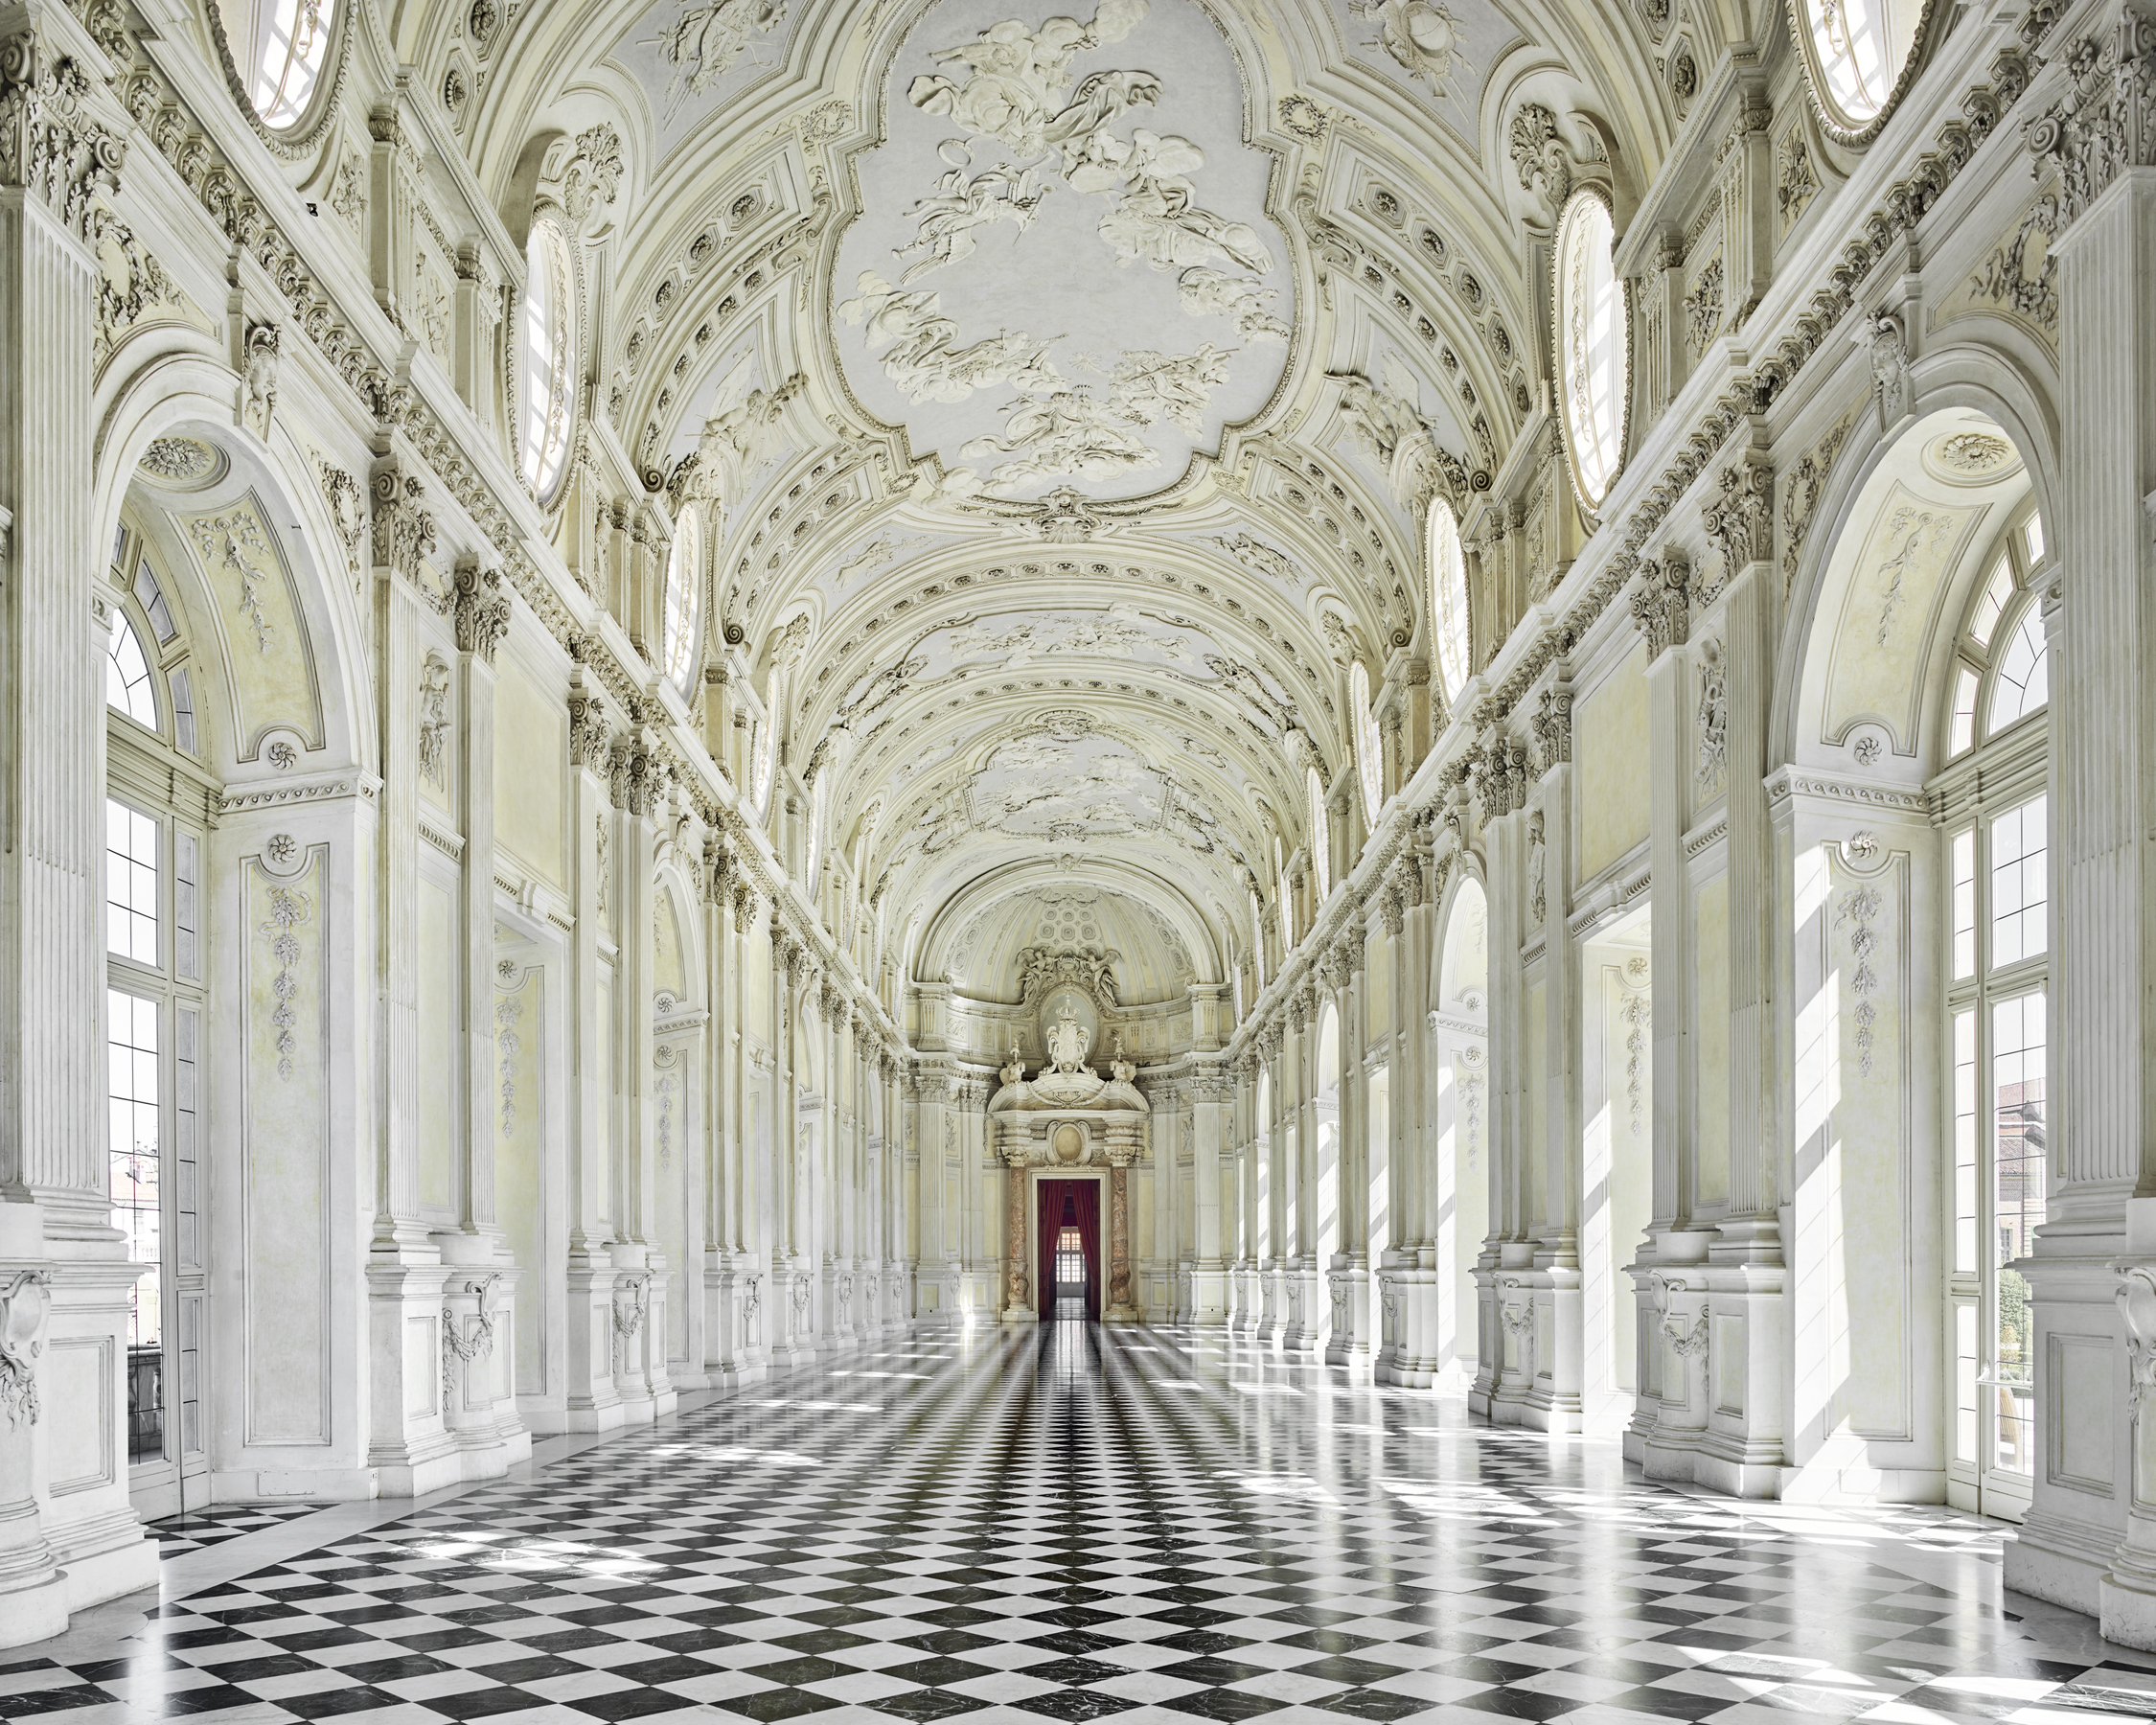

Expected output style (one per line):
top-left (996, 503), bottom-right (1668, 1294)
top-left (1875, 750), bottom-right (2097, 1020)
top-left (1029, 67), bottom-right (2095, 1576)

top-left (1553, 190), bottom-right (1628, 511)
top-left (516, 219), bottom-right (579, 507)
top-left (104, 517), bottom-right (209, 1506)
top-left (1428, 497), bottom-right (1471, 706)
top-left (1349, 662), bottom-right (1385, 827)
top-left (1306, 765), bottom-right (1331, 904)
top-left (1249, 886), bottom-right (1267, 992)
top-left (1936, 501), bottom-right (2048, 1526)
top-left (662, 507), bottom-right (702, 686)
top-left (217, 0), bottom-right (340, 131)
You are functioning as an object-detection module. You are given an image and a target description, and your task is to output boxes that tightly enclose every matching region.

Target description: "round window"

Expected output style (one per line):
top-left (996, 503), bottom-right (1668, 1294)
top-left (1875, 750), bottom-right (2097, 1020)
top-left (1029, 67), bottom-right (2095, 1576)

top-left (1552, 190), bottom-right (1628, 513)
top-left (516, 220), bottom-right (579, 507)
top-left (1792, 0), bottom-right (1932, 141)
top-left (216, 0), bottom-right (340, 133)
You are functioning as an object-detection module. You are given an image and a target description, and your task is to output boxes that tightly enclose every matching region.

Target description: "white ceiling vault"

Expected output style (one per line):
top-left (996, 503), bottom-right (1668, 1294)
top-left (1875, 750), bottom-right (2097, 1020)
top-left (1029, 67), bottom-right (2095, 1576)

top-left (462, 0), bottom-right (1681, 1010)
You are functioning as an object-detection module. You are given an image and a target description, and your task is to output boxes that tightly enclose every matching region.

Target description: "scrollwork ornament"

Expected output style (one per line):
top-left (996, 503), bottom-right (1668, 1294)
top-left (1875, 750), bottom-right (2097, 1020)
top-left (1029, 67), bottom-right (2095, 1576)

top-left (371, 468), bottom-right (436, 583)
top-left (452, 559), bottom-right (512, 662)
top-left (0, 1269), bottom-right (54, 1428)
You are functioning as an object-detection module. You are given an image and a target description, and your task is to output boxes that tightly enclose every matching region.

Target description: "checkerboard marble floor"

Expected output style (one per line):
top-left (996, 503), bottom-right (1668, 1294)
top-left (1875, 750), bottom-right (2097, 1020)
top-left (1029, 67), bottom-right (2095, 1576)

top-left (3, 1321), bottom-right (2145, 1724)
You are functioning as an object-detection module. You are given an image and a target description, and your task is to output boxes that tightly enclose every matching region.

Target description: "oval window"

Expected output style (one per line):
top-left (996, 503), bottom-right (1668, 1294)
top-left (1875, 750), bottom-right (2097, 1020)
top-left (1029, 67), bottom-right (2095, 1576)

top-left (516, 220), bottom-right (579, 507)
top-left (1793, 0), bottom-right (1931, 140)
top-left (217, 0), bottom-right (339, 132)
top-left (1552, 191), bottom-right (1628, 512)
top-left (1428, 496), bottom-right (1471, 704)
top-left (1350, 661), bottom-right (1384, 826)
top-left (662, 507), bottom-right (702, 685)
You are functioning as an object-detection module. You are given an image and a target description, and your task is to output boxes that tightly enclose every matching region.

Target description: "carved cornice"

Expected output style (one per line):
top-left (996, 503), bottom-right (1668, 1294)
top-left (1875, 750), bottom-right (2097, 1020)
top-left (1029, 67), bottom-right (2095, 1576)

top-left (1762, 768), bottom-right (1929, 813)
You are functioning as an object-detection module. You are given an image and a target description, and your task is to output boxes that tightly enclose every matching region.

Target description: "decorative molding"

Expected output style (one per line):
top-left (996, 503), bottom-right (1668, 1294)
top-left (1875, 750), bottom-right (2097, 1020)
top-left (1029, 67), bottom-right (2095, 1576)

top-left (1835, 881), bottom-right (1886, 1077)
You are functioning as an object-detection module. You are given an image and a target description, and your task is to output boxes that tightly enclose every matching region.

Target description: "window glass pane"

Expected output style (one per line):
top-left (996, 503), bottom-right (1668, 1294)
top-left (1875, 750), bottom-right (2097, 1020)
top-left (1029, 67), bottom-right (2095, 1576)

top-left (170, 667), bottom-right (197, 757)
top-left (1968, 561), bottom-right (2012, 648)
top-left (1952, 830), bottom-right (1976, 980)
top-left (105, 799), bottom-right (159, 966)
top-left (108, 987), bottom-right (163, 1463)
top-left (2025, 514), bottom-right (2046, 564)
top-left (1955, 1301), bottom-right (1978, 1463)
top-left (106, 610), bottom-right (157, 729)
top-left (174, 830), bottom-right (200, 982)
top-left (134, 560), bottom-right (177, 645)
top-left (1991, 795), bottom-right (2048, 967)
top-left (1988, 605), bottom-right (2049, 732)
top-left (1954, 1008), bottom-right (1977, 1275)
top-left (1993, 990), bottom-right (2044, 1475)
top-left (1949, 665), bottom-right (1979, 757)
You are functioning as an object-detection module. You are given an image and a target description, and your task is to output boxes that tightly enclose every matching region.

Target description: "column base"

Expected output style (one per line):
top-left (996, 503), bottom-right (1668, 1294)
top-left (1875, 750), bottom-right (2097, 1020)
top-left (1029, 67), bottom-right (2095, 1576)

top-left (0, 1564), bottom-right (67, 1651)
top-left (1002, 1305), bottom-right (1040, 1323)
top-left (1104, 1303), bottom-right (1139, 1324)
top-left (2008, 1509), bottom-right (2118, 1619)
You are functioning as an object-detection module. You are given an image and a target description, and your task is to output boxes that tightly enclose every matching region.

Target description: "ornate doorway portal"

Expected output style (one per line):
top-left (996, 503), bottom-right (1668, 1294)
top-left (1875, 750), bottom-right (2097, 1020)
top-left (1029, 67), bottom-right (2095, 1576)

top-left (1037, 1180), bottom-right (1101, 1321)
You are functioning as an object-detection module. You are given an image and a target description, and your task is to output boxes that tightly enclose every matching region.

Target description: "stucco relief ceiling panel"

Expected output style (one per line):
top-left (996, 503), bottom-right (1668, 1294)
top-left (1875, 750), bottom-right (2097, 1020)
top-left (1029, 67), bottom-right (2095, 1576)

top-left (1330, 0), bottom-right (1523, 142)
top-left (826, 603), bottom-right (1296, 729)
top-left (965, 720), bottom-right (1166, 838)
top-left (609, 0), bottom-right (800, 160)
top-left (834, 0), bottom-right (1294, 502)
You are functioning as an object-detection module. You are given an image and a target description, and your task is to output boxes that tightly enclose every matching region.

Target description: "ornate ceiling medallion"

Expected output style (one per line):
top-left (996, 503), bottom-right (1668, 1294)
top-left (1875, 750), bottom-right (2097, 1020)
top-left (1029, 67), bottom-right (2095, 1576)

top-left (137, 436), bottom-right (227, 490)
top-left (834, 0), bottom-right (1294, 504)
top-left (1923, 428), bottom-right (2022, 486)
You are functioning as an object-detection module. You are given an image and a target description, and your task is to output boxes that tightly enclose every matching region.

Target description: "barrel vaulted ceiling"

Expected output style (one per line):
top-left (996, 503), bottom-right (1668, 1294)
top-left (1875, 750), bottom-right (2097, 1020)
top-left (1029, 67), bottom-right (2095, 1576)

top-left (432, 0), bottom-right (1688, 1001)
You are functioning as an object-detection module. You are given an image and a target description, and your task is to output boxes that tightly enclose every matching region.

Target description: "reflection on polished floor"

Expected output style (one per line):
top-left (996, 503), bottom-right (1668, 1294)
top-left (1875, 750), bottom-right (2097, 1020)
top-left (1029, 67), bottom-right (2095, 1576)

top-left (1, 1323), bottom-right (2137, 1724)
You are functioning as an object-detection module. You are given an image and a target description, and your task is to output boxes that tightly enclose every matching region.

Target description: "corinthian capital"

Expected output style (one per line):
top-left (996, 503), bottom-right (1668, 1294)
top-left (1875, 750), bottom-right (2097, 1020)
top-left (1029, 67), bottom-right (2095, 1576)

top-left (2030, 7), bottom-right (2156, 226)
top-left (0, 36), bottom-right (123, 238)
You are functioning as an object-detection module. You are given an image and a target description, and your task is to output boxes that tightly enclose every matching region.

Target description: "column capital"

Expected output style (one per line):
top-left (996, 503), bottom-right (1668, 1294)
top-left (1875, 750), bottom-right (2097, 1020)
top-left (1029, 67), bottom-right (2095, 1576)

top-left (2030, 6), bottom-right (2156, 229)
top-left (0, 34), bottom-right (125, 241)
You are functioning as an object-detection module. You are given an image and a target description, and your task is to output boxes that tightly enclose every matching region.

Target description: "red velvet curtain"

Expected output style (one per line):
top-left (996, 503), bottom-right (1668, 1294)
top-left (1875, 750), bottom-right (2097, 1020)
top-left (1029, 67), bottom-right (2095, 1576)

top-left (1036, 1179), bottom-right (1103, 1320)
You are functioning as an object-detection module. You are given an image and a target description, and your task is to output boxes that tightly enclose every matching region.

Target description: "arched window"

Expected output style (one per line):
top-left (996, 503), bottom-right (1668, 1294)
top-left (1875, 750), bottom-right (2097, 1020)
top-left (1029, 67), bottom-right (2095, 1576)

top-left (104, 516), bottom-right (208, 1491)
top-left (1249, 886), bottom-right (1267, 993)
top-left (1349, 662), bottom-right (1384, 827)
top-left (1934, 501), bottom-right (2048, 1523)
top-left (107, 610), bottom-right (158, 730)
top-left (662, 507), bottom-right (702, 686)
top-left (217, 0), bottom-right (339, 131)
top-left (1306, 765), bottom-right (1331, 904)
top-left (1945, 511), bottom-right (2049, 759)
top-left (1553, 191), bottom-right (1628, 511)
top-left (516, 220), bottom-right (579, 507)
top-left (1428, 497), bottom-right (1471, 705)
